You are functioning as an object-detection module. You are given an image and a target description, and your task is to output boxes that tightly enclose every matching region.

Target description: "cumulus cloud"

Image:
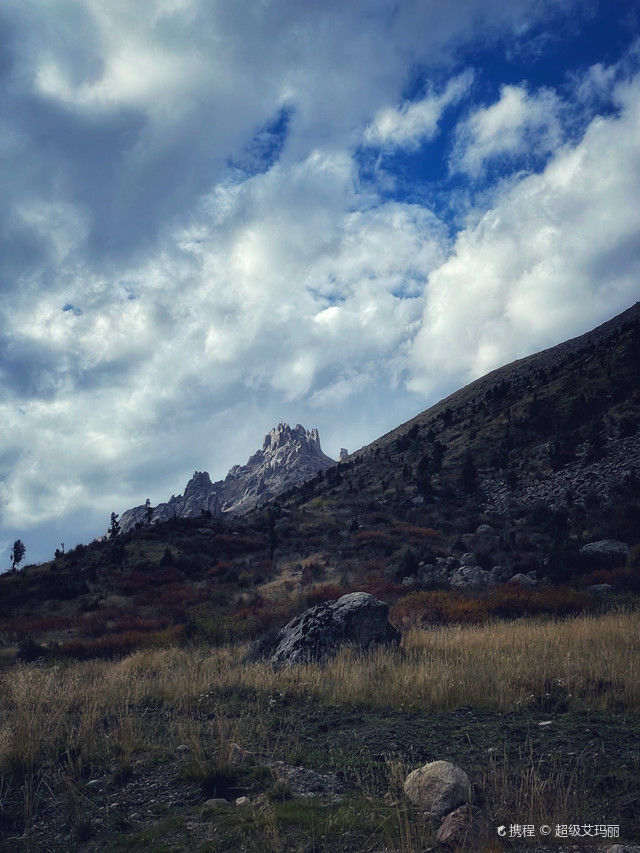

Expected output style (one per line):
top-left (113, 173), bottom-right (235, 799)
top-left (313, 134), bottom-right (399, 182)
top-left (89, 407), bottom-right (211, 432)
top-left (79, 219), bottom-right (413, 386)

top-left (364, 71), bottom-right (473, 150)
top-left (2, 0), bottom-right (627, 562)
top-left (451, 83), bottom-right (563, 177)
top-left (410, 71), bottom-right (640, 395)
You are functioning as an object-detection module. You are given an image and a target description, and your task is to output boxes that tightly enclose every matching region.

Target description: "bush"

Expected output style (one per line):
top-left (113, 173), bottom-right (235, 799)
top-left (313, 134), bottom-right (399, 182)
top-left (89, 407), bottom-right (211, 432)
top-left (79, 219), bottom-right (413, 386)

top-left (58, 627), bottom-right (183, 660)
top-left (17, 637), bottom-right (48, 662)
top-left (304, 584), bottom-right (344, 606)
top-left (391, 585), bottom-right (595, 628)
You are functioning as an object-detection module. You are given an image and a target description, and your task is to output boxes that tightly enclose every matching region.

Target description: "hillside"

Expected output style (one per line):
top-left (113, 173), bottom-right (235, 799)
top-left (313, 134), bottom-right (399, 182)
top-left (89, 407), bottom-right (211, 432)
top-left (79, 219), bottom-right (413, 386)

top-left (2, 303), bottom-right (640, 852)
top-left (2, 302), bottom-right (639, 660)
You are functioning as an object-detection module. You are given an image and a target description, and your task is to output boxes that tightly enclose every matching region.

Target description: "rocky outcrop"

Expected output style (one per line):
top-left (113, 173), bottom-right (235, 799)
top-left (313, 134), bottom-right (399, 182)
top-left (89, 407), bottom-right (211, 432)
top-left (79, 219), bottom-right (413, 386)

top-left (270, 592), bottom-right (400, 666)
top-left (118, 423), bottom-right (335, 534)
top-left (403, 760), bottom-right (470, 818)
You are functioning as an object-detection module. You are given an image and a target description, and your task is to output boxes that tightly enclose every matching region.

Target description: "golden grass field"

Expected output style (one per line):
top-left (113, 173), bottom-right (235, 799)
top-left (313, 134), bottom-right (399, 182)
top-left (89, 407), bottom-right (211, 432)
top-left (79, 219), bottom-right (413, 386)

top-left (1, 609), bottom-right (639, 851)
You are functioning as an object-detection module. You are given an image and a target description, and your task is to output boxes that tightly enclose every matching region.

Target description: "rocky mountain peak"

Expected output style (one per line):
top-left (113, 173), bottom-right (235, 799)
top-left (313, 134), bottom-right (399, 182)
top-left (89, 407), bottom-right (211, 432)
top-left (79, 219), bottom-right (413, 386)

top-left (117, 423), bottom-right (335, 534)
top-left (184, 471), bottom-right (213, 498)
top-left (262, 423), bottom-right (321, 453)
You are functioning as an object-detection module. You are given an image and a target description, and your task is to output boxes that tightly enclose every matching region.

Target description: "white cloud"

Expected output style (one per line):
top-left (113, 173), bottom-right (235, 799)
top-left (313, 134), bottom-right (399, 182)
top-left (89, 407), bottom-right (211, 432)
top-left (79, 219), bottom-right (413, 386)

top-left (364, 71), bottom-right (473, 149)
top-left (0, 0), bottom-right (618, 560)
top-left (410, 71), bottom-right (640, 394)
top-left (451, 83), bottom-right (562, 177)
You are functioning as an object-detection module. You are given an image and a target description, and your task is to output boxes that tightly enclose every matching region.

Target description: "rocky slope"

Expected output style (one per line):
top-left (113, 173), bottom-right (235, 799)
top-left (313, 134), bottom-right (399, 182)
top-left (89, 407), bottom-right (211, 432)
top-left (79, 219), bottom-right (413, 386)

top-left (118, 423), bottom-right (334, 534)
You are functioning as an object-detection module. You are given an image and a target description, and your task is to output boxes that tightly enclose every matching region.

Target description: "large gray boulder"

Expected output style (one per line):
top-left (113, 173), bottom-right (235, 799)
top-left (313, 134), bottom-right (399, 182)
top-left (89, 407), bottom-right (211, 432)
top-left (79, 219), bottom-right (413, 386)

top-left (579, 539), bottom-right (630, 569)
top-left (270, 592), bottom-right (400, 666)
top-left (404, 761), bottom-right (470, 818)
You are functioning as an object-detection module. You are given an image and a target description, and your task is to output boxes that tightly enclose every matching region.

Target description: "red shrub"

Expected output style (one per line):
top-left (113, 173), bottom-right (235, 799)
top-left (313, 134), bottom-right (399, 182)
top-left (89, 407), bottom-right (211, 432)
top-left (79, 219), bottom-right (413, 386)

top-left (355, 530), bottom-right (395, 544)
top-left (58, 626), bottom-right (184, 660)
top-left (358, 577), bottom-right (402, 601)
top-left (391, 590), bottom-right (487, 628)
top-left (305, 583), bottom-right (345, 606)
top-left (1, 613), bottom-right (73, 639)
top-left (393, 524), bottom-right (440, 539)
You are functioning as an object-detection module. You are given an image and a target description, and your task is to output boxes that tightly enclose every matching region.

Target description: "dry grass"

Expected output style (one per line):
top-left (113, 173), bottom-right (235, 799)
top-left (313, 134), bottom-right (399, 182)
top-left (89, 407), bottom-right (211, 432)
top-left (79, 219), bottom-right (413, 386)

top-left (1, 608), bottom-right (638, 784)
top-left (1, 609), bottom-right (639, 850)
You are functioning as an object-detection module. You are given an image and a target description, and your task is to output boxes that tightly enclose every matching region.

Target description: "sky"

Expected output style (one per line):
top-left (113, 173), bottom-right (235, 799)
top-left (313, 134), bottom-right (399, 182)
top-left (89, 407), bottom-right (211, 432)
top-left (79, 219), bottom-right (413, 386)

top-left (2, 0), bottom-right (640, 566)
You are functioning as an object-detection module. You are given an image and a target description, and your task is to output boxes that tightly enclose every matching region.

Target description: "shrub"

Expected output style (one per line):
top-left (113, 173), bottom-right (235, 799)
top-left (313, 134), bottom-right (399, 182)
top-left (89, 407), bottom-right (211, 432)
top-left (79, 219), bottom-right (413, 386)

top-left (391, 585), bottom-right (595, 628)
top-left (304, 584), bottom-right (344, 606)
top-left (58, 626), bottom-right (183, 660)
top-left (17, 637), bottom-right (48, 662)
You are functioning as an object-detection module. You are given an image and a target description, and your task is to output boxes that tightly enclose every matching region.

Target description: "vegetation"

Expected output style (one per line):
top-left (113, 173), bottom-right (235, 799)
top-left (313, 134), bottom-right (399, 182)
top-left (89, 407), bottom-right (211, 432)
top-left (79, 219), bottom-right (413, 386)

top-left (1, 307), bottom-right (639, 848)
top-left (1, 611), bottom-right (640, 849)
top-left (10, 539), bottom-right (26, 573)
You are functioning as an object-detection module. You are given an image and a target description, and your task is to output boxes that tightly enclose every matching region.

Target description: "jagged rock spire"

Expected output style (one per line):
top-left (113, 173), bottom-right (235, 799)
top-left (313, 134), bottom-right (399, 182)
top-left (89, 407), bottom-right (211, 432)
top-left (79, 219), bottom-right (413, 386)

top-left (117, 423), bottom-right (335, 534)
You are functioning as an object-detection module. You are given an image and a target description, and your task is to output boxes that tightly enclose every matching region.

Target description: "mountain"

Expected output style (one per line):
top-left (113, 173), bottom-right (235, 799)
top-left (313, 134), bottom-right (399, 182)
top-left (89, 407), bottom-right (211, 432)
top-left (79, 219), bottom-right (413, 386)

top-left (118, 423), bottom-right (335, 534)
top-left (270, 301), bottom-right (640, 569)
top-left (3, 302), bottom-right (639, 657)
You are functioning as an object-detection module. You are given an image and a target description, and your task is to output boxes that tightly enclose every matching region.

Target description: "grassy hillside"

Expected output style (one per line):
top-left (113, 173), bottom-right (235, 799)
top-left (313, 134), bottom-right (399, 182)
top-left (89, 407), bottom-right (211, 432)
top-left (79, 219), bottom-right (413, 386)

top-left (2, 304), bottom-right (639, 662)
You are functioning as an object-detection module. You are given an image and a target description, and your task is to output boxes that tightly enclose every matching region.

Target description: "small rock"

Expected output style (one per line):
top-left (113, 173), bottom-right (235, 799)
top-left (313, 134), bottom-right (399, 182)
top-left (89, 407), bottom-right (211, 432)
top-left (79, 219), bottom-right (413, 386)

top-left (475, 524), bottom-right (494, 535)
top-left (538, 720), bottom-right (553, 727)
top-left (436, 804), bottom-right (488, 846)
top-left (235, 796), bottom-right (250, 806)
top-left (176, 744), bottom-right (190, 753)
top-left (459, 553), bottom-right (477, 567)
top-left (205, 798), bottom-right (228, 808)
top-left (403, 760), bottom-right (470, 818)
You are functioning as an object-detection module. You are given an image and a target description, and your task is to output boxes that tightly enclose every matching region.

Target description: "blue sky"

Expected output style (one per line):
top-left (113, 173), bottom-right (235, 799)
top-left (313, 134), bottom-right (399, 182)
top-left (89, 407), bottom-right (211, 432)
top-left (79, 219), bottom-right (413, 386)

top-left (1, 0), bottom-right (640, 565)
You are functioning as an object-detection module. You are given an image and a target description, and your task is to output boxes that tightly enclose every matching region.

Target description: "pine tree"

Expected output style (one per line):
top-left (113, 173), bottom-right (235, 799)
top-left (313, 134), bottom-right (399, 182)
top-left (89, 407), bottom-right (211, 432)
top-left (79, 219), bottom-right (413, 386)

top-left (109, 512), bottom-right (121, 539)
top-left (10, 539), bottom-right (26, 572)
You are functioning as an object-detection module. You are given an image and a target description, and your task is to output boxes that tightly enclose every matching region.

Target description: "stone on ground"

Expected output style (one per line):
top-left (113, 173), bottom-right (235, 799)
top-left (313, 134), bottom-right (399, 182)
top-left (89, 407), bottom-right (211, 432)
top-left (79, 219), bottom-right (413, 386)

top-left (403, 760), bottom-right (470, 818)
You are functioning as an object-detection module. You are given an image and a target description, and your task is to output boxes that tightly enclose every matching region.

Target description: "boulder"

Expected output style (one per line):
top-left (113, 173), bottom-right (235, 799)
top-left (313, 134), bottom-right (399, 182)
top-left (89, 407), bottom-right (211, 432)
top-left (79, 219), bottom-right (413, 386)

top-left (459, 552), bottom-right (477, 567)
top-left (508, 573), bottom-right (537, 587)
top-left (449, 565), bottom-right (492, 592)
top-left (579, 539), bottom-right (630, 569)
top-left (403, 760), bottom-right (470, 818)
top-left (588, 583), bottom-right (614, 596)
top-left (270, 592), bottom-right (400, 666)
top-left (489, 565), bottom-right (511, 582)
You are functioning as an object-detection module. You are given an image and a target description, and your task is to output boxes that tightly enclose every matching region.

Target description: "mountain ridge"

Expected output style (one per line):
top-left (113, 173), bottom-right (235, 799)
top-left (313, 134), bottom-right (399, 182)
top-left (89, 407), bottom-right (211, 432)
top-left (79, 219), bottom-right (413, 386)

top-left (118, 422), bottom-right (334, 534)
